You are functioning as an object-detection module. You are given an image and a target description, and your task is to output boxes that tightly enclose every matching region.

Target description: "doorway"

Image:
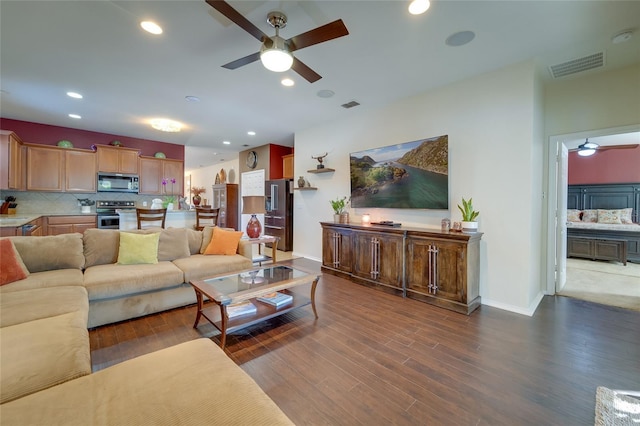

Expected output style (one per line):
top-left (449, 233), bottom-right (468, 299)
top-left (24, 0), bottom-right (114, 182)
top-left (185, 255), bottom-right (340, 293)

top-left (546, 124), bottom-right (640, 295)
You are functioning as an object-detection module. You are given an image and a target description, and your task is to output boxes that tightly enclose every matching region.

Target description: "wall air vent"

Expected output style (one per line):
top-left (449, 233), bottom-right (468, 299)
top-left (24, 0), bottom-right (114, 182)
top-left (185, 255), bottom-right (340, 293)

top-left (341, 100), bottom-right (360, 109)
top-left (549, 52), bottom-right (605, 78)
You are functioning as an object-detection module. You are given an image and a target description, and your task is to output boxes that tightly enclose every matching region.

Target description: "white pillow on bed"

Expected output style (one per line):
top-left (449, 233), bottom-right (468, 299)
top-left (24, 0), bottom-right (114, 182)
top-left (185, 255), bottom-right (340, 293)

top-left (597, 209), bottom-right (622, 224)
top-left (620, 208), bottom-right (633, 224)
top-left (567, 210), bottom-right (582, 222)
top-left (582, 209), bottom-right (598, 223)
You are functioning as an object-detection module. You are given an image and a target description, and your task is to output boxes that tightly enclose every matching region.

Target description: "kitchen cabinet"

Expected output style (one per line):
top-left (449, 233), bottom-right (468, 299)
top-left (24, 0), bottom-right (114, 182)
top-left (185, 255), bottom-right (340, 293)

top-left (211, 183), bottom-right (239, 230)
top-left (96, 145), bottom-right (139, 174)
top-left (46, 215), bottom-right (97, 235)
top-left (352, 230), bottom-right (404, 292)
top-left (282, 154), bottom-right (294, 179)
top-left (26, 145), bottom-right (64, 191)
top-left (65, 149), bottom-right (97, 192)
top-left (0, 217), bottom-right (43, 237)
top-left (139, 157), bottom-right (183, 196)
top-left (321, 225), bottom-right (353, 274)
top-left (321, 223), bottom-right (482, 314)
top-left (0, 131), bottom-right (26, 190)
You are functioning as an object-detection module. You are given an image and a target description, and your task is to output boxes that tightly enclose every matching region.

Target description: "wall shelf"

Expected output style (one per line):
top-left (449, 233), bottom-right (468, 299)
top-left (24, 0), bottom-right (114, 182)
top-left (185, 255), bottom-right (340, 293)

top-left (293, 187), bottom-right (317, 191)
top-left (307, 168), bottom-right (335, 174)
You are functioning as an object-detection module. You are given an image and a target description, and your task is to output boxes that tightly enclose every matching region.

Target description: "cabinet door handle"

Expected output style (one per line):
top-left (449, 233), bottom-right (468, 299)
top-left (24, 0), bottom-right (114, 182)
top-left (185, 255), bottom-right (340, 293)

top-left (332, 232), bottom-right (340, 268)
top-left (370, 237), bottom-right (380, 279)
top-left (428, 244), bottom-right (439, 294)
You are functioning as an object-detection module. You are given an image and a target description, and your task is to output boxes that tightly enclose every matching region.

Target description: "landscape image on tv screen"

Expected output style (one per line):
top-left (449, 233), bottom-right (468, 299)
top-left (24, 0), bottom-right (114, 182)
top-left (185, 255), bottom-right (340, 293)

top-left (350, 135), bottom-right (448, 209)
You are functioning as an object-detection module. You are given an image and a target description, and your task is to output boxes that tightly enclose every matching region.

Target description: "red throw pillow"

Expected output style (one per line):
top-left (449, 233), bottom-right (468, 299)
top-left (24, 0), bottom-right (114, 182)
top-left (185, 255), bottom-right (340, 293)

top-left (0, 239), bottom-right (30, 285)
top-left (204, 227), bottom-right (243, 255)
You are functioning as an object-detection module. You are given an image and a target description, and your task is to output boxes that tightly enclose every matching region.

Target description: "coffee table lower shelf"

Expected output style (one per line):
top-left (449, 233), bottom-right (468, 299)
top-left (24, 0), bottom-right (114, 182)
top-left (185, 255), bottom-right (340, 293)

top-left (196, 292), bottom-right (314, 348)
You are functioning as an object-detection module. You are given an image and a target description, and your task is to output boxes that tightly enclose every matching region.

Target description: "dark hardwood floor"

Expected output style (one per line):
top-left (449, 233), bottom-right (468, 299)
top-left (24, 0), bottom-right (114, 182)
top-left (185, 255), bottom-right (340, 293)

top-left (90, 258), bottom-right (640, 425)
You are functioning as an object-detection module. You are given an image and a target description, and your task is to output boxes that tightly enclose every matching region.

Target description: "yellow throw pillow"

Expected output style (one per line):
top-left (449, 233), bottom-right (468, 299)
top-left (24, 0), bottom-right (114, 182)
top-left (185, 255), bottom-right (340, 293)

top-left (117, 232), bottom-right (160, 265)
top-left (204, 227), bottom-right (243, 256)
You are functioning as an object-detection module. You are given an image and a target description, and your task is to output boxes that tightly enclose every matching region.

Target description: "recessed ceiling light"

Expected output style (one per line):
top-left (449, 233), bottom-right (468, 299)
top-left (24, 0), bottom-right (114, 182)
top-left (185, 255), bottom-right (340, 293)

top-left (150, 118), bottom-right (182, 132)
top-left (68, 114), bottom-right (81, 119)
top-left (140, 21), bottom-right (163, 35)
top-left (281, 78), bottom-right (295, 87)
top-left (317, 89), bottom-right (335, 98)
top-left (446, 31), bottom-right (476, 47)
top-left (185, 95), bottom-right (200, 102)
top-left (67, 91), bottom-right (83, 99)
top-left (247, 131), bottom-right (256, 136)
top-left (408, 0), bottom-right (430, 15)
top-left (223, 141), bottom-right (231, 145)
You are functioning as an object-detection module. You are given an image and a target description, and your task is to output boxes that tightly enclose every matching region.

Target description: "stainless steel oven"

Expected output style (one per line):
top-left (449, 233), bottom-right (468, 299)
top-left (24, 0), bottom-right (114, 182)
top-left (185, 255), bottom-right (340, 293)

top-left (96, 200), bottom-right (136, 229)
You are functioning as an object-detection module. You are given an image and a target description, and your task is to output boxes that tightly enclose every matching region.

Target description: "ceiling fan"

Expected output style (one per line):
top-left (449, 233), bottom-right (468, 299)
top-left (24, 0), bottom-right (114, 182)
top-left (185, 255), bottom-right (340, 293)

top-left (571, 138), bottom-right (639, 157)
top-left (205, 0), bottom-right (349, 83)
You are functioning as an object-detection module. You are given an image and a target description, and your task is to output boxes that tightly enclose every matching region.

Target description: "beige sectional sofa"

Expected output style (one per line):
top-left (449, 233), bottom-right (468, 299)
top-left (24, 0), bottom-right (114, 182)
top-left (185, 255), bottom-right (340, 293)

top-left (0, 228), bottom-right (293, 424)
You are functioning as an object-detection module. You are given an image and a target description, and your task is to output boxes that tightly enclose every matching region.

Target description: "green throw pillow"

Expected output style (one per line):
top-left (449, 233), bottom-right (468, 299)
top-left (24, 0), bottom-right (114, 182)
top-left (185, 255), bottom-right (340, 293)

top-left (117, 232), bottom-right (160, 265)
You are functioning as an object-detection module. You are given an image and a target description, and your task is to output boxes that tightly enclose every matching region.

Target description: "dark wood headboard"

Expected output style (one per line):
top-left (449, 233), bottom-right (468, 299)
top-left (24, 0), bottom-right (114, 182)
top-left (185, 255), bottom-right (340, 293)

top-left (568, 183), bottom-right (640, 222)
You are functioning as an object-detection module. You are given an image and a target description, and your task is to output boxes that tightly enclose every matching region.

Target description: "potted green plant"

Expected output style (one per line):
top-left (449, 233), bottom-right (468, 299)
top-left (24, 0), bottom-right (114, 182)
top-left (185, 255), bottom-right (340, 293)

top-left (330, 196), bottom-right (349, 223)
top-left (457, 197), bottom-right (479, 232)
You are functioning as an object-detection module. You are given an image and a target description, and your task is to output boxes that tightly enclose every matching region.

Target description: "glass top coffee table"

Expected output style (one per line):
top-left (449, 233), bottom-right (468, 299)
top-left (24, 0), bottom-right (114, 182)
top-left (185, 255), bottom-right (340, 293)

top-left (190, 265), bottom-right (321, 348)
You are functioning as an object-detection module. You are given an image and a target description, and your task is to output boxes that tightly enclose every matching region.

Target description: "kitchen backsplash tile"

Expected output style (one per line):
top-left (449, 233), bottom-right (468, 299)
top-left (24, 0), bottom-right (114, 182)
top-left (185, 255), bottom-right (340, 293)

top-left (0, 191), bottom-right (160, 214)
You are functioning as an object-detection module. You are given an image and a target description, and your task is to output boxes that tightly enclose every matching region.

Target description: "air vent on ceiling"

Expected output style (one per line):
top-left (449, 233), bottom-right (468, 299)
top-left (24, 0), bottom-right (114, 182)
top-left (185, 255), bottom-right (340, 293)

top-left (549, 52), bottom-right (605, 79)
top-left (341, 100), bottom-right (360, 109)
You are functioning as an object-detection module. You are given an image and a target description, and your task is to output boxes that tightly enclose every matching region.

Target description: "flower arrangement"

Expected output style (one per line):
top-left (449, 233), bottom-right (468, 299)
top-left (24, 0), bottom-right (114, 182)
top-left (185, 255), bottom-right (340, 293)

top-left (162, 177), bottom-right (177, 208)
top-left (190, 186), bottom-right (206, 196)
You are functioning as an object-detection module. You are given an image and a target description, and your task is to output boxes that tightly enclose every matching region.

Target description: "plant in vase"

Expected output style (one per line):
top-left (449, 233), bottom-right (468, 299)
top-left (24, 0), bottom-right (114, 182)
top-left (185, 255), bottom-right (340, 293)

top-left (162, 177), bottom-right (177, 210)
top-left (457, 197), bottom-right (479, 232)
top-left (190, 186), bottom-right (206, 206)
top-left (330, 196), bottom-right (350, 223)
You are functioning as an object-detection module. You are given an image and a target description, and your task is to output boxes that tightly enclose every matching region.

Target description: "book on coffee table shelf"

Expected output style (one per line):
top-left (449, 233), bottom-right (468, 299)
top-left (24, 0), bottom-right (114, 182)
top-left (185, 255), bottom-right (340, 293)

top-left (257, 292), bottom-right (293, 308)
top-left (226, 301), bottom-right (257, 318)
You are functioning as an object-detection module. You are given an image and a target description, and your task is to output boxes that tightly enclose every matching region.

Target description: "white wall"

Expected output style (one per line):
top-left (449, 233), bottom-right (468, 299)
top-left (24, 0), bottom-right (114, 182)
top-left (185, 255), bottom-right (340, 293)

top-left (184, 158), bottom-right (239, 205)
top-left (294, 60), bottom-right (544, 314)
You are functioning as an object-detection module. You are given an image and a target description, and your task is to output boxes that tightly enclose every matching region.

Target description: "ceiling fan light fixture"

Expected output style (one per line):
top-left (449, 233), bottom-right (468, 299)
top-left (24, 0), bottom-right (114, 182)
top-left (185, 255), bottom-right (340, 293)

top-left (260, 37), bottom-right (293, 72)
top-left (577, 148), bottom-right (596, 157)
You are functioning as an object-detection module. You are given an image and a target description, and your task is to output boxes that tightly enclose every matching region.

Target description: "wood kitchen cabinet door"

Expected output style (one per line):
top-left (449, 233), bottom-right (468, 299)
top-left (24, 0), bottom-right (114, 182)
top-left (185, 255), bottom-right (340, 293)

top-left (97, 145), bottom-right (139, 174)
top-left (65, 150), bottom-right (96, 192)
top-left (139, 157), bottom-right (183, 195)
top-left (27, 145), bottom-right (64, 191)
top-left (0, 131), bottom-right (26, 190)
top-left (162, 159), bottom-right (183, 196)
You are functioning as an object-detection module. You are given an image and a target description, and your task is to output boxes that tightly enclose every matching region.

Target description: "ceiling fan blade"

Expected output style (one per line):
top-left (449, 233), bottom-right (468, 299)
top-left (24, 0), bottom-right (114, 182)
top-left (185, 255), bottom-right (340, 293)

top-left (221, 51), bottom-right (260, 70)
top-left (287, 19), bottom-right (349, 52)
top-left (292, 58), bottom-right (322, 83)
top-left (598, 144), bottom-right (639, 151)
top-left (205, 0), bottom-right (268, 42)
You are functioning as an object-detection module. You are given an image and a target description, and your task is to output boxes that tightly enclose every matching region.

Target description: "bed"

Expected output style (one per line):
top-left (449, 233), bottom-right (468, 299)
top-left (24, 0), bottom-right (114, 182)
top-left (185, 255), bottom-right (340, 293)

top-left (567, 183), bottom-right (640, 264)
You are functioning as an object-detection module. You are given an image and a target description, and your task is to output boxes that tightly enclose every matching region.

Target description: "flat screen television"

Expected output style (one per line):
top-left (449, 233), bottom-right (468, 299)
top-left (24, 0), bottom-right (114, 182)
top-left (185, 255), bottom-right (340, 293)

top-left (350, 135), bottom-right (448, 209)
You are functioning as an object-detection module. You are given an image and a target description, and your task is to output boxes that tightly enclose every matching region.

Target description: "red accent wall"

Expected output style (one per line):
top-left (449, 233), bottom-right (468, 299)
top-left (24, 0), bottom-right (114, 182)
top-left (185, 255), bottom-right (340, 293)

top-left (268, 144), bottom-right (293, 180)
top-left (0, 118), bottom-right (184, 160)
top-left (568, 145), bottom-right (640, 184)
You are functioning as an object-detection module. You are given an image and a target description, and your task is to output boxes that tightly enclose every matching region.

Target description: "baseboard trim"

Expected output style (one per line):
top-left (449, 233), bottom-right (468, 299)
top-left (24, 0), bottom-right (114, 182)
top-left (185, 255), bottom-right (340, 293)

top-left (481, 291), bottom-right (545, 317)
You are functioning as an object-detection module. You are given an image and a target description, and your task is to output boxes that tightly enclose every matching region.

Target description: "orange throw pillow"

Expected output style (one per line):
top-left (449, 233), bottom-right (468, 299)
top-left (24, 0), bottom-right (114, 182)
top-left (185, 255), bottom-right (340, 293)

top-left (0, 239), bottom-right (30, 285)
top-left (204, 227), bottom-right (243, 255)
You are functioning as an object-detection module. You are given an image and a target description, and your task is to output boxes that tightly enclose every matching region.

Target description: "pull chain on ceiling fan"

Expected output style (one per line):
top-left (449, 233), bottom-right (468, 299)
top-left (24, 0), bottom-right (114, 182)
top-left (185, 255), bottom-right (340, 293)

top-left (206, 0), bottom-right (349, 83)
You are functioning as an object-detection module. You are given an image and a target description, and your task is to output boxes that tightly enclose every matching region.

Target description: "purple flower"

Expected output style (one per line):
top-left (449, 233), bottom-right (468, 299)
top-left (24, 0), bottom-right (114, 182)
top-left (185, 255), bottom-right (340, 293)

top-left (170, 178), bottom-right (176, 184)
top-left (162, 178), bottom-right (167, 186)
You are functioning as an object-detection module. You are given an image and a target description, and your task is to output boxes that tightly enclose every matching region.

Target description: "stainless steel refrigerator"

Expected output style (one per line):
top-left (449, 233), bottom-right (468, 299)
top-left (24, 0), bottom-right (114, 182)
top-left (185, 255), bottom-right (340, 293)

top-left (264, 179), bottom-right (293, 251)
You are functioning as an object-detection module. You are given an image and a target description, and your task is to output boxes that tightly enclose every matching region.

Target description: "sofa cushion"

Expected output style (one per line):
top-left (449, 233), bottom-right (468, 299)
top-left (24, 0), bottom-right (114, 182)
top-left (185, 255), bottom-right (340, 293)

top-left (0, 286), bottom-right (88, 328)
top-left (8, 233), bottom-right (85, 272)
top-left (117, 231), bottom-right (160, 265)
top-left (83, 228), bottom-right (119, 268)
top-left (186, 228), bottom-right (203, 255)
top-left (204, 227), bottom-right (243, 255)
top-left (84, 261), bottom-right (185, 300)
top-left (0, 239), bottom-right (29, 285)
top-left (0, 269), bottom-right (84, 293)
top-left (199, 226), bottom-right (216, 254)
top-left (0, 311), bottom-right (91, 404)
top-left (157, 227), bottom-right (191, 261)
top-left (173, 254), bottom-right (252, 284)
top-left (0, 338), bottom-right (293, 425)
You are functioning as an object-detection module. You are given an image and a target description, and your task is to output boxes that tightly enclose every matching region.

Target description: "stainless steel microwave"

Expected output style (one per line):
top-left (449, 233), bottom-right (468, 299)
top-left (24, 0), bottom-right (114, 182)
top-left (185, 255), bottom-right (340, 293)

top-left (97, 172), bottom-right (139, 193)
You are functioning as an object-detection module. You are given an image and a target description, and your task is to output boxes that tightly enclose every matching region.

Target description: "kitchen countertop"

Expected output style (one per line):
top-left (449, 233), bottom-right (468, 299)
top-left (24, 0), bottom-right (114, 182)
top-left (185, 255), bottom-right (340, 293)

top-left (0, 213), bottom-right (97, 228)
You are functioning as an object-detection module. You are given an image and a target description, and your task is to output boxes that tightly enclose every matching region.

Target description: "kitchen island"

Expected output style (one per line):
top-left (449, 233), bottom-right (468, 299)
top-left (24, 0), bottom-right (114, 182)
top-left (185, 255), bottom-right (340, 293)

top-left (118, 209), bottom-right (196, 230)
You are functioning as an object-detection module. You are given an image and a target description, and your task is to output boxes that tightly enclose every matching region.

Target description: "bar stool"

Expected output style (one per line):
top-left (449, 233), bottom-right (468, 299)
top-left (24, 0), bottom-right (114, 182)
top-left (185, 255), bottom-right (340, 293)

top-left (136, 208), bottom-right (167, 229)
top-left (195, 207), bottom-right (220, 231)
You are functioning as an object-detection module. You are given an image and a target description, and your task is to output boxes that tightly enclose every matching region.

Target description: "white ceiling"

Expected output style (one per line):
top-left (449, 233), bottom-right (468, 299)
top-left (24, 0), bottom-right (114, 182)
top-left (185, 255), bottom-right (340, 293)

top-left (1, 1), bottom-right (639, 170)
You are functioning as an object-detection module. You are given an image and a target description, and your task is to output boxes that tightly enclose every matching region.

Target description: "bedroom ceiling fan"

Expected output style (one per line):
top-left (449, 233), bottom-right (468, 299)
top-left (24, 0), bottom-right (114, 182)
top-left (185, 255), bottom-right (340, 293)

top-left (205, 0), bottom-right (349, 83)
top-left (571, 138), bottom-right (639, 157)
